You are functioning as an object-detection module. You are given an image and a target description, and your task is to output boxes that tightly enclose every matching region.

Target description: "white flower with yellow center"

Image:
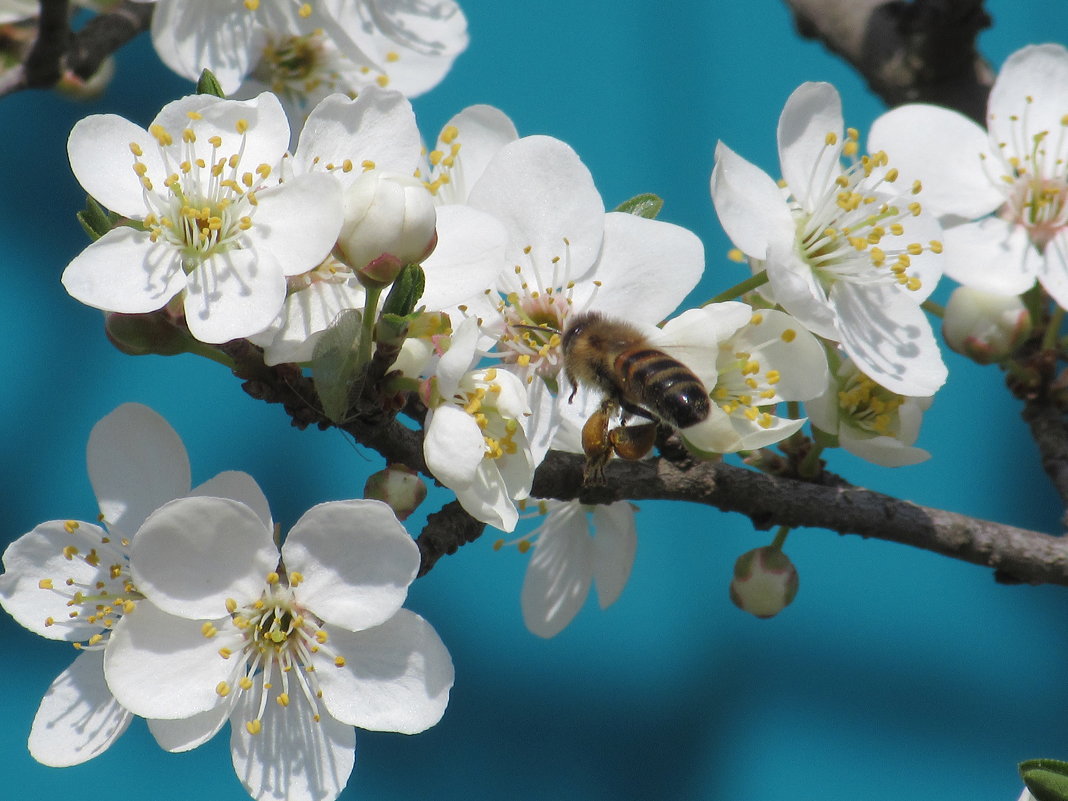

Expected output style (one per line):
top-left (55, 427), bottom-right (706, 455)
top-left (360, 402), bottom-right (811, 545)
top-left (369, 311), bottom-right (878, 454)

top-left (134, 0), bottom-right (467, 100)
top-left (103, 494), bottom-right (452, 801)
top-left (423, 318), bottom-right (535, 532)
top-left (712, 81), bottom-right (947, 397)
top-left (0, 403), bottom-right (267, 767)
top-left (63, 92), bottom-right (342, 344)
top-left (806, 356), bottom-right (932, 467)
top-left (869, 44), bottom-right (1068, 308)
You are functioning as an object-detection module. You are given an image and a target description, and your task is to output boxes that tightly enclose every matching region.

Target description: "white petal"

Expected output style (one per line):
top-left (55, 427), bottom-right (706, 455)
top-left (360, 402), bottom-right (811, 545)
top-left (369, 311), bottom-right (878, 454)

top-left (283, 500), bottom-right (418, 632)
top-left (231, 684), bottom-right (355, 801)
top-left (257, 277), bottom-right (365, 367)
top-left (104, 601), bottom-right (241, 719)
top-left (733, 415), bottom-right (807, 450)
top-left (680, 405), bottom-right (745, 454)
top-left (62, 227), bottom-right (186, 314)
top-left (710, 140), bottom-right (795, 259)
top-left (572, 213), bottom-right (705, 323)
top-left (1037, 229), bottom-right (1068, 310)
top-left (867, 104), bottom-right (1001, 219)
top-left (764, 240), bottom-right (839, 340)
top-left (28, 650), bottom-right (131, 767)
top-left (433, 104), bottom-right (518, 199)
top-left (420, 205), bottom-right (508, 309)
top-left (148, 703), bottom-right (232, 752)
top-left (150, 1), bottom-right (263, 94)
top-left (591, 502), bottom-right (637, 610)
top-left (454, 462), bottom-right (520, 532)
top-left (943, 218), bottom-right (1039, 296)
top-left (316, 609), bottom-right (453, 734)
top-left (0, 520), bottom-right (119, 641)
top-left (183, 248), bottom-right (287, 343)
top-left (832, 282), bottom-right (948, 396)
top-left (251, 175), bottom-right (343, 276)
top-left (189, 471), bottom-right (272, 530)
top-left (67, 114), bottom-right (164, 218)
top-left (185, 92), bottom-right (290, 170)
top-left (778, 82), bottom-right (844, 210)
top-left (989, 44), bottom-right (1068, 154)
top-left (734, 309), bottom-right (829, 402)
top-left (295, 88), bottom-right (422, 180)
top-left (656, 303), bottom-right (752, 388)
top-left (840, 428), bottom-right (931, 467)
top-left (467, 135), bottom-right (605, 276)
top-left (88, 402), bottom-right (190, 539)
top-left (423, 405), bottom-right (485, 489)
top-left (521, 505), bottom-right (594, 638)
top-left (130, 496), bottom-right (277, 619)
top-left (433, 316), bottom-right (479, 395)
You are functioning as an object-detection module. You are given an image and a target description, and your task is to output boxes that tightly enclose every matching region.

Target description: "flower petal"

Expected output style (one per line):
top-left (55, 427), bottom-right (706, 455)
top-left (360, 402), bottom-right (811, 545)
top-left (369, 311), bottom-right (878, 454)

top-left (521, 505), bottom-right (594, 638)
top-left (989, 44), bottom-right (1068, 156)
top-left (28, 649), bottom-right (132, 767)
top-left (455, 461), bottom-right (520, 532)
top-left (839, 427), bottom-right (931, 467)
top-left (778, 82), bottom-right (844, 210)
top-left (183, 248), bottom-right (287, 343)
top-left (148, 703), bottom-right (232, 752)
top-left (88, 402), bottom-right (191, 539)
top-left (764, 240), bottom-right (839, 340)
top-left (423, 405), bottom-right (485, 489)
top-left (433, 104), bottom-right (518, 199)
top-left (104, 601), bottom-right (241, 719)
top-left (1037, 228), bottom-right (1068, 310)
top-left (943, 218), bottom-right (1039, 296)
top-left (189, 471), bottom-right (273, 530)
top-left (316, 609), bottom-right (454, 734)
top-left (62, 227), bottom-right (186, 314)
top-left (591, 502), bottom-right (637, 610)
top-left (67, 114), bottom-right (164, 218)
top-left (711, 140), bottom-right (795, 259)
top-left (251, 175), bottom-right (343, 277)
top-left (130, 496), bottom-right (277, 619)
top-left (420, 205), bottom-right (508, 310)
top-left (283, 500), bottom-right (419, 633)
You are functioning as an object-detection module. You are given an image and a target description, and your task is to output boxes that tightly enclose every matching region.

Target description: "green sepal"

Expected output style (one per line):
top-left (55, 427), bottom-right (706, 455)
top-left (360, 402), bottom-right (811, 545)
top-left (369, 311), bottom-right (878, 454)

top-left (1021, 759), bottom-right (1068, 801)
top-left (381, 263), bottom-right (426, 317)
top-left (311, 309), bottom-right (365, 424)
top-left (76, 196), bottom-right (115, 241)
top-left (614, 193), bottom-right (664, 219)
top-left (196, 69), bottom-right (226, 98)
top-left (377, 312), bottom-right (411, 349)
top-left (811, 426), bottom-right (839, 449)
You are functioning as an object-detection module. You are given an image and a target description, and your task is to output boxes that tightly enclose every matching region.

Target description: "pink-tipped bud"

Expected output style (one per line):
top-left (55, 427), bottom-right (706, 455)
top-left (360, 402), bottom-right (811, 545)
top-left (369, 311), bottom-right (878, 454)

top-left (363, 464), bottom-right (427, 521)
top-left (338, 171), bottom-right (437, 283)
top-left (729, 546), bottom-right (799, 619)
top-left (943, 286), bottom-right (1032, 365)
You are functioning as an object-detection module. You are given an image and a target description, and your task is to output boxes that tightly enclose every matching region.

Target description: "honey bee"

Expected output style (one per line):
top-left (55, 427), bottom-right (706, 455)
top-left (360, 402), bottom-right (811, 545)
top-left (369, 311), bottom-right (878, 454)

top-left (561, 311), bottom-right (710, 484)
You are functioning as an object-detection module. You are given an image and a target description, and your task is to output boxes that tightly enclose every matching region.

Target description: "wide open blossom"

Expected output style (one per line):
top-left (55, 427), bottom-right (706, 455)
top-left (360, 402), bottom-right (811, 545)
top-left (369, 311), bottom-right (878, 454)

top-left (869, 44), bottom-right (1068, 309)
top-left (806, 355), bottom-right (932, 467)
top-left (712, 81), bottom-right (947, 397)
top-left (104, 494), bottom-right (453, 801)
top-left (132, 0), bottom-right (467, 101)
top-left (63, 92), bottom-right (342, 343)
top-left (0, 403), bottom-right (266, 767)
top-left (248, 87), bottom-right (507, 365)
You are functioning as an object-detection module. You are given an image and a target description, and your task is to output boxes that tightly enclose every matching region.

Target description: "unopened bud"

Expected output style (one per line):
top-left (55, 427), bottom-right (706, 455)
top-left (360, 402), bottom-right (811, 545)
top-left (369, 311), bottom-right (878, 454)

top-left (943, 286), bottom-right (1032, 364)
top-left (729, 546), bottom-right (799, 619)
top-left (363, 464), bottom-right (427, 521)
top-left (338, 171), bottom-right (437, 284)
top-left (105, 311), bottom-right (191, 356)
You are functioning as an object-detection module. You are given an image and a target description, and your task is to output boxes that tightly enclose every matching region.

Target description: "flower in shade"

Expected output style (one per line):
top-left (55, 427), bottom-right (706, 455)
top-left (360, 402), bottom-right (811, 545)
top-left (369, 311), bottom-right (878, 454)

top-left (103, 494), bottom-right (453, 801)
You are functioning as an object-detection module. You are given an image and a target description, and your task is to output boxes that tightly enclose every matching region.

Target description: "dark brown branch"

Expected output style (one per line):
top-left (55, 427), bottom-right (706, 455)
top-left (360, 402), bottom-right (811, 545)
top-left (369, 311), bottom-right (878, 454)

top-left (0, 0), bottom-right (153, 95)
top-left (783, 0), bottom-right (994, 120)
top-left (1021, 394), bottom-right (1068, 520)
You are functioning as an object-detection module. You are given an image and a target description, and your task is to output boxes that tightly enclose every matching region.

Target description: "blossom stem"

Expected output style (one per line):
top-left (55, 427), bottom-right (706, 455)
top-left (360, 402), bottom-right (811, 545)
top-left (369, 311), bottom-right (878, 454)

top-left (188, 341), bottom-right (237, 369)
top-left (1042, 305), bottom-right (1064, 352)
top-left (701, 272), bottom-right (770, 306)
top-left (769, 525), bottom-right (791, 551)
top-left (921, 299), bottom-right (945, 318)
top-left (798, 442), bottom-right (824, 479)
top-left (358, 284), bottom-right (385, 380)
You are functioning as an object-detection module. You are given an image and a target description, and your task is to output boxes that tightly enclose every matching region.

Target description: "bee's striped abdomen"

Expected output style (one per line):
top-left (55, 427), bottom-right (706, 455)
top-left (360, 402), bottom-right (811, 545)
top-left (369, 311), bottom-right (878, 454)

top-left (615, 348), bottom-right (710, 428)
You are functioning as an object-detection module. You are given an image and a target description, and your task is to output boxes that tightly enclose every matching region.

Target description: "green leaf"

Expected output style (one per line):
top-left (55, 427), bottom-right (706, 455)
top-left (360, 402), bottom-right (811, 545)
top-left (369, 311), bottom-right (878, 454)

top-left (311, 309), bottom-right (365, 424)
top-left (76, 196), bottom-right (113, 241)
top-left (196, 69), bottom-right (226, 98)
top-left (1021, 759), bottom-right (1068, 801)
top-left (381, 263), bottom-right (426, 317)
top-left (613, 193), bottom-right (663, 219)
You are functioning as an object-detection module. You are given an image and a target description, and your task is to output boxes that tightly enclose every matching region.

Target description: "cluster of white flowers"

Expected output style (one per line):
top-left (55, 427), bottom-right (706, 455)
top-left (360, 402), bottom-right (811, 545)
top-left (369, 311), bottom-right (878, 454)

top-left (0, 404), bottom-right (452, 801)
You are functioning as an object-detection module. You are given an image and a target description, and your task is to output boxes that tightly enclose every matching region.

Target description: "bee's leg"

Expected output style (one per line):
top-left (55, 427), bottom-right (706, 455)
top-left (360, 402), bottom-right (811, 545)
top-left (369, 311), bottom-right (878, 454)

top-left (609, 422), bottom-right (658, 461)
top-left (581, 399), bottom-right (617, 486)
top-left (618, 399), bottom-right (657, 424)
top-left (567, 378), bottom-right (579, 404)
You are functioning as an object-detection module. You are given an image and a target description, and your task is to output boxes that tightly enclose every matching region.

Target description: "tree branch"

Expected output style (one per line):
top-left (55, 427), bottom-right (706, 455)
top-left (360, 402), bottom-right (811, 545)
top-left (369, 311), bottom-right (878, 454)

top-left (782, 0), bottom-right (994, 121)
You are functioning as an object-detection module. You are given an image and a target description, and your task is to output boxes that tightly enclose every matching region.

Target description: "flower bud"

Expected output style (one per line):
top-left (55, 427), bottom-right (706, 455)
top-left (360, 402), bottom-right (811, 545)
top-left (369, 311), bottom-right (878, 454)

top-left (729, 546), bottom-right (799, 619)
top-left (943, 286), bottom-right (1032, 364)
top-left (105, 311), bottom-right (192, 356)
top-left (363, 464), bottom-right (427, 521)
top-left (337, 171), bottom-right (437, 285)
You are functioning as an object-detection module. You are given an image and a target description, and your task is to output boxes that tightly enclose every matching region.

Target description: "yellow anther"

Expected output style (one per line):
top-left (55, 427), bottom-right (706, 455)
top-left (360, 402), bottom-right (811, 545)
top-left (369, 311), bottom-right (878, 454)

top-left (289, 571), bottom-right (304, 587)
top-left (315, 630), bottom-right (329, 644)
top-left (298, 3), bottom-right (311, 17)
top-left (766, 369), bottom-right (781, 384)
top-left (441, 125), bottom-right (459, 144)
top-left (929, 240), bottom-right (943, 254)
top-left (517, 540), bottom-right (531, 554)
top-left (911, 180), bottom-right (922, 194)
top-left (334, 655), bottom-right (346, 667)
top-left (361, 159), bottom-right (376, 171)
top-left (386, 51), bottom-right (400, 62)
top-left (201, 622), bottom-right (218, 638)
top-left (63, 545), bottom-right (78, 560)
top-left (781, 329), bottom-right (797, 343)
top-left (149, 124), bottom-right (173, 147)
top-left (843, 140), bottom-right (858, 157)
top-left (727, 248), bottom-right (745, 263)
top-left (376, 75), bottom-right (390, 88)
top-left (38, 578), bottom-right (54, 590)
top-left (216, 681), bottom-right (231, 697)
top-left (493, 539), bottom-right (505, 551)
top-left (235, 119), bottom-right (249, 134)
top-left (750, 312), bottom-right (764, 325)
top-left (182, 128), bottom-right (196, 143)
top-left (239, 676), bottom-right (254, 690)
top-left (244, 0), bottom-right (259, 9)
top-left (225, 598), bottom-right (238, 613)
top-left (825, 132), bottom-right (838, 146)
top-left (245, 719), bottom-right (262, 735)
top-left (266, 571), bottom-right (280, 585)
top-left (277, 693), bottom-right (290, 707)
top-left (219, 647), bottom-right (233, 658)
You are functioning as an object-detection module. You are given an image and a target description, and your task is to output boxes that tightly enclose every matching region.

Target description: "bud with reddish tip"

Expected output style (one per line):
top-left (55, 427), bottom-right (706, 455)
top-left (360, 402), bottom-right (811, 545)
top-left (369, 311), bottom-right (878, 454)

top-left (943, 286), bottom-right (1032, 365)
top-left (337, 171), bottom-right (437, 286)
top-left (729, 546), bottom-right (799, 619)
top-left (363, 464), bottom-right (427, 521)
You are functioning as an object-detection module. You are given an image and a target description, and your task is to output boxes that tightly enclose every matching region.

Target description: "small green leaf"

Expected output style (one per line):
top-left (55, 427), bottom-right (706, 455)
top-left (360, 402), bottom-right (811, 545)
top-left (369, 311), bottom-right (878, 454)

top-left (1021, 759), bottom-right (1068, 801)
top-left (614, 193), bottom-right (664, 219)
top-left (312, 309), bottom-right (365, 424)
top-left (76, 196), bottom-right (114, 241)
top-left (196, 69), bottom-right (226, 98)
top-left (381, 263), bottom-right (426, 317)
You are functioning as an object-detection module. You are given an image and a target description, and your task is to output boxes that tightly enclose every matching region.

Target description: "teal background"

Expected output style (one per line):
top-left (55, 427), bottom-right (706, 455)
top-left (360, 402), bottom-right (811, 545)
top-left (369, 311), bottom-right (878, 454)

top-left (1, 1), bottom-right (1065, 799)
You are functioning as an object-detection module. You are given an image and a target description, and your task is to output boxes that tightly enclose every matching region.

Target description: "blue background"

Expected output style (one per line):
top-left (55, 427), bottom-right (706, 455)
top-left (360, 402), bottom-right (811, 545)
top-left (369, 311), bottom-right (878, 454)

top-left (2, 1), bottom-right (1066, 799)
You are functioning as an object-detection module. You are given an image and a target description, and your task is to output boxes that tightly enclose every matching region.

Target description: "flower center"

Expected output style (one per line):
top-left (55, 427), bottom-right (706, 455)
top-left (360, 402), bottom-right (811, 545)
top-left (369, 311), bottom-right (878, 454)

top-left (837, 370), bottom-right (905, 436)
top-left (133, 116), bottom-right (271, 272)
top-left (711, 320), bottom-right (791, 430)
top-left (457, 368), bottom-right (521, 460)
top-left (794, 129), bottom-right (941, 295)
